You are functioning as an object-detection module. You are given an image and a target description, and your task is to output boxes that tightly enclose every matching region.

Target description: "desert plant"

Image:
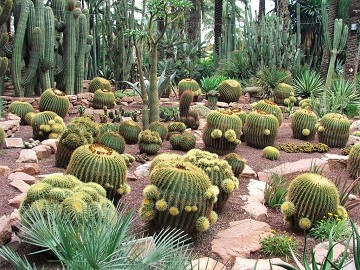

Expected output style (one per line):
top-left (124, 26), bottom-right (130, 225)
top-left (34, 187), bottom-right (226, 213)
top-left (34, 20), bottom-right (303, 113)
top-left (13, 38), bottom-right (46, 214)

top-left (8, 101), bottom-right (34, 124)
top-left (262, 146), bottom-right (280, 160)
top-left (179, 89), bottom-right (200, 130)
top-left (217, 79), bottom-right (242, 103)
top-left (119, 120), bottom-right (141, 144)
top-left (66, 144), bottom-right (130, 203)
top-left (93, 89), bottom-right (116, 109)
top-left (206, 90), bottom-right (220, 110)
top-left (223, 153), bottom-right (246, 177)
top-left (290, 109), bottom-right (318, 141)
top-left (293, 69), bottom-right (324, 98)
top-left (317, 113), bottom-right (350, 148)
top-left (150, 153), bottom-right (184, 172)
top-left (159, 106), bottom-right (179, 122)
top-left (88, 77), bottom-right (112, 93)
top-left (167, 121), bottom-right (187, 139)
top-left (31, 112), bottom-right (64, 140)
top-left (99, 131), bottom-right (126, 154)
top-left (169, 132), bottom-right (196, 152)
top-left (38, 88), bottom-right (70, 118)
top-left (273, 83), bottom-right (295, 105)
top-left (138, 130), bottom-right (162, 155)
top-left (216, 50), bottom-right (251, 80)
top-left (200, 75), bottom-right (227, 94)
top-left (149, 121), bottom-right (168, 141)
top-left (0, 97), bottom-right (6, 118)
top-left (190, 104), bottom-right (211, 118)
top-left (254, 68), bottom-right (292, 99)
top-left (177, 78), bottom-right (201, 98)
top-left (264, 173), bottom-right (289, 209)
top-left (348, 142), bottom-right (360, 179)
top-left (260, 231), bottom-right (298, 260)
top-left (251, 100), bottom-right (283, 125)
top-left (0, 126), bottom-right (5, 149)
top-left (278, 142), bottom-right (329, 153)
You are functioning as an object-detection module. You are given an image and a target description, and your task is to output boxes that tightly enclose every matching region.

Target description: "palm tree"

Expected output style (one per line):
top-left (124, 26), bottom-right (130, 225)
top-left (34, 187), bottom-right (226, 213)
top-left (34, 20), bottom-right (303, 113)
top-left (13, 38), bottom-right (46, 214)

top-left (186, 0), bottom-right (201, 43)
top-left (258, 0), bottom-right (265, 20)
top-left (214, 0), bottom-right (223, 63)
top-left (278, 0), bottom-right (290, 28)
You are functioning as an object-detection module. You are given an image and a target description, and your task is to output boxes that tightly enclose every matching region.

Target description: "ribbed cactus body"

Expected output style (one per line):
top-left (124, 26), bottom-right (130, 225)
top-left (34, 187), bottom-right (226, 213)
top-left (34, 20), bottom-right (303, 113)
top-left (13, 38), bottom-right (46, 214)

top-left (180, 110), bottom-right (200, 130)
top-left (140, 160), bottom-right (217, 236)
top-left (8, 101), bottom-right (34, 124)
top-left (224, 153), bottom-right (246, 177)
top-left (150, 153), bottom-right (183, 171)
top-left (252, 100), bottom-right (283, 125)
top-left (24, 112), bottom-right (36, 125)
top-left (31, 111), bottom-right (58, 140)
top-left (262, 146), bottom-right (280, 160)
top-left (99, 132), bottom-right (125, 154)
top-left (184, 149), bottom-right (239, 212)
top-left (88, 77), bottom-right (112, 93)
top-left (291, 109), bottom-right (317, 140)
top-left (217, 79), bottom-right (242, 103)
top-left (317, 113), bottom-right (350, 148)
top-left (243, 111), bottom-right (279, 149)
top-left (66, 144), bottom-right (129, 202)
top-left (93, 89), bottom-right (115, 109)
top-left (167, 122), bottom-right (187, 139)
top-left (207, 90), bottom-right (219, 110)
top-left (203, 110), bottom-right (242, 155)
top-left (179, 89), bottom-right (194, 118)
top-left (138, 130), bottom-right (162, 155)
top-left (119, 120), bottom-right (141, 144)
top-left (0, 126), bottom-right (5, 149)
top-left (149, 121), bottom-right (168, 141)
top-left (39, 88), bottom-right (70, 118)
top-left (281, 173), bottom-right (341, 229)
top-left (178, 78), bottom-right (201, 97)
top-left (348, 143), bottom-right (360, 179)
top-left (170, 132), bottom-right (196, 151)
top-left (273, 83), bottom-right (294, 105)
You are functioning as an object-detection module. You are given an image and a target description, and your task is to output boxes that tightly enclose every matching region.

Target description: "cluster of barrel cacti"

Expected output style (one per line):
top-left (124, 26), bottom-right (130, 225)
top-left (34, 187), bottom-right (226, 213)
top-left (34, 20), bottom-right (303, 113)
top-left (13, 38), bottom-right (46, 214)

top-left (119, 120), bottom-right (141, 144)
top-left (167, 121), bottom-right (187, 139)
top-left (203, 110), bottom-right (242, 155)
top-left (8, 101), bottom-right (34, 124)
top-left (31, 112), bottom-right (66, 140)
top-left (217, 79), bottom-right (242, 103)
top-left (348, 143), bottom-right (360, 179)
top-left (281, 173), bottom-right (345, 230)
top-left (317, 113), bottom-right (350, 148)
top-left (169, 132), bottom-right (196, 151)
top-left (39, 88), bottom-right (70, 118)
top-left (138, 130), bottom-right (162, 155)
top-left (20, 174), bottom-right (116, 221)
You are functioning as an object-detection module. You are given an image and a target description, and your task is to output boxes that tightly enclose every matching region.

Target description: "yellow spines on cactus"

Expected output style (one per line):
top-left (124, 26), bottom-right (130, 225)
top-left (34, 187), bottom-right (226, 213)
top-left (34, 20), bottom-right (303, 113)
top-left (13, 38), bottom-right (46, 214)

top-left (348, 142), bottom-right (360, 179)
top-left (93, 89), bottom-right (115, 109)
top-left (119, 120), bottom-right (141, 144)
top-left (273, 83), bottom-right (294, 105)
top-left (149, 121), bottom-right (168, 141)
top-left (317, 113), bottom-right (350, 148)
top-left (39, 88), bottom-right (70, 118)
top-left (224, 153), bottom-right (246, 177)
top-left (217, 79), bottom-right (242, 103)
top-left (177, 78), bottom-right (200, 97)
top-left (262, 146), bottom-right (280, 160)
top-left (150, 153), bottom-right (184, 172)
top-left (251, 99), bottom-right (283, 125)
top-left (138, 130), bottom-right (162, 155)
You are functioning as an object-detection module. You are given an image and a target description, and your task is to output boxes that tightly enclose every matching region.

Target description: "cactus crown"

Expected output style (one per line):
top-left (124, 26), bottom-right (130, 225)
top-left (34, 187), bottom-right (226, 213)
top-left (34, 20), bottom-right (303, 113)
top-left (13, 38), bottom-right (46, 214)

top-left (88, 143), bottom-right (113, 156)
top-left (53, 88), bottom-right (66, 96)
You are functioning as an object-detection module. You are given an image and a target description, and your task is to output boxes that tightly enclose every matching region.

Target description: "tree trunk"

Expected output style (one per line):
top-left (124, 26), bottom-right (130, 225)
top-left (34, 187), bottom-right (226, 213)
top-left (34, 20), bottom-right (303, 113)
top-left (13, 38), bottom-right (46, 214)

top-left (214, 0), bottom-right (223, 61)
top-left (258, 0), bottom-right (265, 21)
top-left (149, 41), bottom-right (159, 123)
top-left (277, 0), bottom-right (290, 29)
top-left (186, 0), bottom-right (201, 43)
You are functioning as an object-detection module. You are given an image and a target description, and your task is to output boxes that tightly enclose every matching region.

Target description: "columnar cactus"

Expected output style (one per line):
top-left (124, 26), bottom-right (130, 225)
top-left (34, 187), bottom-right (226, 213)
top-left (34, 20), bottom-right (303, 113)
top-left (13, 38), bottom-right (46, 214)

top-left (39, 88), bottom-right (70, 118)
top-left (118, 120), bottom-right (141, 144)
top-left (88, 77), bottom-right (112, 93)
top-left (224, 153), bottom-right (246, 177)
top-left (317, 113), bottom-right (350, 148)
top-left (138, 130), bottom-right (162, 155)
top-left (99, 131), bottom-right (125, 154)
top-left (348, 143), bottom-right (360, 179)
top-left (184, 149), bottom-right (239, 212)
top-left (179, 89), bottom-right (194, 118)
top-left (169, 132), bottom-right (196, 151)
top-left (291, 109), bottom-right (317, 140)
top-left (252, 99), bottom-right (283, 125)
top-left (262, 146), bottom-right (280, 160)
top-left (66, 144), bottom-right (129, 203)
top-left (92, 89), bottom-right (115, 109)
top-left (8, 101), bottom-right (34, 124)
top-left (281, 173), bottom-right (343, 230)
top-left (217, 79), bottom-right (242, 103)
top-left (203, 110), bottom-right (242, 155)
top-left (177, 78), bottom-right (201, 97)
top-left (140, 160), bottom-right (218, 237)
top-left (31, 111), bottom-right (64, 140)
top-left (273, 83), bottom-right (294, 105)
top-left (149, 121), bottom-right (168, 141)
top-left (243, 110), bottom-right (279, 149)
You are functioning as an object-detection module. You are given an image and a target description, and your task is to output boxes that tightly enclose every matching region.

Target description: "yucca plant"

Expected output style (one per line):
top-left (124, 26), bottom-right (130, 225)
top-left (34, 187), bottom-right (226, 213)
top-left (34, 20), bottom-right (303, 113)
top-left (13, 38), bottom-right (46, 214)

top-left (254, 68), bottom-right (292, 99)
top-left (0, 204), bottom-right (196, 270)
top-left (293, 69), bottom-right (324, 98)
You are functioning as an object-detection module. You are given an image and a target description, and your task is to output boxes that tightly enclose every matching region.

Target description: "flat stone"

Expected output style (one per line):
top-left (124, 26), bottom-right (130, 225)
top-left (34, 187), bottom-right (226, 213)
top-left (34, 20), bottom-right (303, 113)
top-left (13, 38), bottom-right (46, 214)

top-left (16, 149), bottom-right (38, 163)
top-left (232, 257), bottom-right (291, 270)
top-left (211, 219), bottom-right (272, 262)
top-left (314, 241), bottom-right (346, 264)
top-left (6, 113), bottom-right (21, 121)
top-left (348, 135), bottom-right (360, 145)
top-left (247, 179), bottom-right (266, 201)
top-left (0, 215), bottom-right (12, 245)
top-left (134, 164), bottom-right (151, 179)
top-left (188, 257), bottom-right (225, 270)
top-left (120, 101), bottom-right (129, 107)
top-left (122, 96), bottom-right (134, 103)
top-left (12, 164), bottom-right (40, 176)
top-left (32, 145), bottom-right (52, 160)
top-left (0, 120), bottom-right (20, 130)
top-left (217, 102), bottom-right (229, 108)
top-left (8, 193), bottom-right (27, 209)
top-left (41, 139), bottom-right (59, 153)
top-left (127, 172), bottom-right (137, 181)
top-left (8, 172), bottom-right (36, 185)
top-left (240, 165), bottom-right (256, 179)
top-left (9, 178), bottom-right (30, 193)
top-left (4, 137), bottom-right (23, 147)
top-left (0, 166), bottom-right (10, 177)
top-left (350, 120), bottom-right (360, 130)
top-left (241, 196), bottom-right (268, 222)
top-left (198, 119), bottom-right (207, 130)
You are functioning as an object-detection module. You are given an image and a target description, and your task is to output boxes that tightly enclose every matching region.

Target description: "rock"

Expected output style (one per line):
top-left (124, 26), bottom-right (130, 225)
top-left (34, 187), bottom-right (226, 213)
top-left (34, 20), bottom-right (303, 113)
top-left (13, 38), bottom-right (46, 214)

top-left (188, 257), bottom-right (225, 270)
top-left (9, 210), bottom-right (21, 228)
top-left (6, 113), bottom-right (21, 121)
top-left (8, 172), bottom-right (36, 185)
top-left (134, 164), bottom-right (151, 179)
top-left (350, 120), bottom-right (360, 130)
top-left (9, 178), bottom-right (30, 193)
top-left (322, 154), bottom-right (348, 170)
top-left (211, 219), bottom-right (272, 262)
top-left (16, 149), bottom-right (38, 163)
top-left (241, 196), bottom-right (268, 222)
top-left (0, 166), bottom-right (10, 177)
top-left (348, 135), bottom-right (360, 145)
top-left (0, 215), bottom-right (12, 245)
top-left (349, 194), bottom-right (358, 200)
top-left (247, 179), bottom-right (266, 201)
top-left (243, 87), bottom-right (263, 95)
top-left (32, 145), bottom-right (52, 160)
top-left (314, 241), bottom-right (346, 264)
top-left (8, 193), bottom-right (27, 209)
top-left (122, 96), bottom-right (134, 103)
top-left (7, 233), bottom-right (21, 250)
top-left (12, 163), bottom-right (40, 176)
top-left (198, 119), bottom-right (207, 130)
top-left (240, 165), bottom-right (256, 179)
top-left (238, 93), bottom-right (251, 104)
top-left (0, 119), bottom-right (20, 131)
top-left (217, 102), bottom-right (229, 108)
top-left (41, 139), bottom-right (59, 153)
top-left (121, 101), bottom-right (129, 107)
top-left (232, 257), bottom-right (291, 270)
top-left (127, 173), bottom-right (137, 181)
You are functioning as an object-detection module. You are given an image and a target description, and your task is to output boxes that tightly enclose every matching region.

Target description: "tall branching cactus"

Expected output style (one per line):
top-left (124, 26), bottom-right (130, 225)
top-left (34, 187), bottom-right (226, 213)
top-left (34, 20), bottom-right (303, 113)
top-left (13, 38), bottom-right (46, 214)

top-left (321, 0), bottom-right (348, 87)
top-left (0, 0), bottom-right (12, 95)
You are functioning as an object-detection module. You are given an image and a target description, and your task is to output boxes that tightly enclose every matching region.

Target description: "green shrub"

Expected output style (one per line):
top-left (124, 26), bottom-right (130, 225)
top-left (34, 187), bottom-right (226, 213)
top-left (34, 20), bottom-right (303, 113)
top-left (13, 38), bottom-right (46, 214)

top-left (260, 231), bottom-right (298, 260)
top-left (200, 75), bottom-right (227, 93)
top-left (254, 68), bottom-right (292, 99)
top-left (216, 50), bottom-right (251, 80)
top-left (264, 174), bottom-right (289, 209)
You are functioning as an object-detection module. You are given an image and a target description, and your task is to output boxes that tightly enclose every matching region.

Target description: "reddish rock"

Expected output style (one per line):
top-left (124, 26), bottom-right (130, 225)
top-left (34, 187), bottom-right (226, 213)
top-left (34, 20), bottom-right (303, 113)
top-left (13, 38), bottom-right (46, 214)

top-left (9, 178), bottom-right (30, 193)
top-left (127, 173), bottom-right (137, 181)
top-left (32, 145), bottom-right (52, 160)
top-left (0, 166), bottom-right (11, 177)
top-left (232, 258), bottom-right (290, 270)
top-left (41, 139), bottom-right (59, 153)
top-left (122, 96), bottom-right (134, 103)
top-left (238, 93), bottom-right (251, 104)
top-left (8, 172), bottom-right (36, 185)
top-left (8, 193), bottom-right (27, 209)
top-left (0, 215), bottom-right (12, 245)
top-left (314, 241), bottom-right (345, 264)
top-left (240, 165), bottom-right (256, 179)
top-left (16, 149), bottom-right (38, 163)
top-left (12, 163), bottom-right (40, 176)
top-left (188, 257), bottom-right (225, 270)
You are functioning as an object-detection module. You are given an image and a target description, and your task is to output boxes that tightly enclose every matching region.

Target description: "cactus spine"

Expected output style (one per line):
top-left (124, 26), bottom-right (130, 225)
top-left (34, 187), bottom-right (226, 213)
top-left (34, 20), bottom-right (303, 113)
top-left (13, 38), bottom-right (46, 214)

top-left (138, 130), bottom-right (162, 155)
top-left (149, 121), bottom-right (168, 141)
top-left (252, 100), bottom-right (283, 125)
top-left (291, 109), bottom-right (317, 140)
top-left (99, 131), bottom-right (125, 154)
top-left (8, 101), bottom-right (34, 124)
top-left (39, 88), bottom-right (70, 118)
top-left (169, 132), bottom-right (196, 151)
top-left (217, 79), bottom-right (242, 103)
top-left (273, 83), bottom-right (294, 105)
top-left (317, 113), bottom-right (350, 148)
top-left (92, 89), bottom-right (115, 109)
top-left (118, 120), bottom-right (141, 144)
top-left (224, 153), bottom-right (246, 177)
top-left (348, 143), bottom-right (360, 179)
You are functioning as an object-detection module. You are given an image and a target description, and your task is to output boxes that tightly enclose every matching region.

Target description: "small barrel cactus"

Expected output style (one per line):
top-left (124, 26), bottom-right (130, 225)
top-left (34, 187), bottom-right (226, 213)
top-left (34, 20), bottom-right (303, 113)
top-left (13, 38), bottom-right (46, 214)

top-left (291, 109), bottom-right (317, 140)
top-left (99, 131), bottom-right (125, 154)
top-left (140, 160), bottom-right (218, 237)
top-left (0, 126), bottom-right (5, 149)
top-left (167, 121), bottom-right (187, 139)
top-left (66, 144), bottom-right (129, 203)
top-left (93, 89), bottom-right (115, 109)
top-left (184, 149), bottom-right (239, 212)
top-left (317, 113), bottom-right (350, 148)
top-left (150, 153), bottom-right (184, 172)
top-left (138, 130), bottom-right (162, 155)
top-left (39, 88), bottom-right (70, 118)
top-left (88, 77), bottom-right (112, 93)
top-left (262, 146), bottom-right (280, 160)
top-left (169, 132), bottom-right (196, 151)
top-left (8, 101), bottom-right (34, 124)
top-left (24, 112), bottom-right (36, 126)
top-left (299, 98), bottom-right (312, 110)
top-left (217, 79), bottom-right (242, 103)
top-left (149, 121), bottom-right (168, 141)
top-left (203, 110), bottom-right (242, 155)
top-left (180, 110), bottom-right (200, 130)
top-left (224, 153), bottom-right (246, 177)
top-left (243, 110), bottom-right (279, 149)
top-left (31, 111), bottom-right (64, 140)
top-left (252, 99), bottom-right (283, 126)
top-left (273, 83), bottom-right (294, 105)
top-left (178, 78), bottom-right (201, 97)
top-left (281, 173), bottom-right (343, 230)
top-left (119, 120), bottom-right (141, 144)
top-left (348, 142), bottom-right (360, 179)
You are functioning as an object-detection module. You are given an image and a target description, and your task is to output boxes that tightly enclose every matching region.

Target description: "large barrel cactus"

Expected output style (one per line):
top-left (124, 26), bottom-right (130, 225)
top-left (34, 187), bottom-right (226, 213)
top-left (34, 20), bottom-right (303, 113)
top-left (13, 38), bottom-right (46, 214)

top-left (178, 78), bottom-right (201, 97)
top-left (217, 79), bottom-right (242, 103)
top-left (150, 153), bottom-right (184, 171)
top-left (273, 83), bottom-right (294, 105)
top-left (203, 110), bottom-right (242, 155)
top-left (93, 89), bottom-right (115, 109)
top-left (99, 131), bottom-right (125, 154)
top-left (140, 160), bottom-right (218, 237)
top-left (118, 120), bottom-right (141, 144)
top-left (252, 99), bottom-right (283, 125)
top-left (39, 88), bottom-right (70, 118)
top-left (243, 110), bottom-right (279, 149)
top-left (169, 132), bottom-right (196, 151)
top-left (31, 111), bottom-right (65, 140)
top-left (88, 77), bottom-right (112, 93)
top-left (317, 113), bottom-right (350, 148)
top-left (8, 101), bottom-right (34, 124)
top-left (291, 109), bottom-right (317, 140)
top-left (66, 144), bottom-right (129, 203)
top-left (184, 149), bottom-right (239, 212)
top-left (138, 130), bottom-right (162, 155)
top-left (348, 143), bottom-right (360, 179)
top-left (281, 173), bottom-right (343, 230)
